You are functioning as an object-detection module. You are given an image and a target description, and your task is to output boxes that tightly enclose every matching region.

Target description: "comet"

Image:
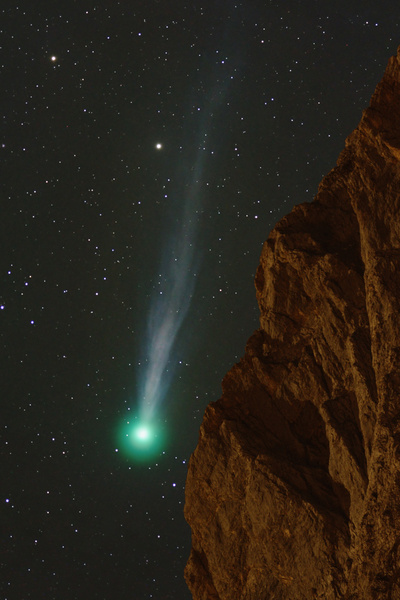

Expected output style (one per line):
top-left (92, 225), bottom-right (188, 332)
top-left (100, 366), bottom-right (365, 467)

top-left (116, 77), bottom-right (232, 462)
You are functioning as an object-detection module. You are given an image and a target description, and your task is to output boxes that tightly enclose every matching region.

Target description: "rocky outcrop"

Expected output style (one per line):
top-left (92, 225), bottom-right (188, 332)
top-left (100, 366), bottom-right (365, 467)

top-left (184, 47), bottom-right (400, 599)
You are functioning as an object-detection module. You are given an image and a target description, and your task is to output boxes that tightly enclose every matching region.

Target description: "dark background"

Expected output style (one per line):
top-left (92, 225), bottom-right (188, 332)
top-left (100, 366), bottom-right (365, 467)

top-left (2, 1), bottom-right (399, 598)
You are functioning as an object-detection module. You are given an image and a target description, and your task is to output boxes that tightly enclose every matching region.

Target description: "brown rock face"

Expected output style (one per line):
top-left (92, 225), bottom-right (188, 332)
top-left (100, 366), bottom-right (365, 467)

top-left (184, 47), bottom-right (400, 599)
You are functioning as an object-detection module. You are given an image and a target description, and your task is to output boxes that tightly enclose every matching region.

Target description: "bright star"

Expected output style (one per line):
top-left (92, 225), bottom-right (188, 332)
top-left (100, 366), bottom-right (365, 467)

top-left (50, 56), bottom-right (57, 62)
top-left (155, 143), bottom-right (163, 150)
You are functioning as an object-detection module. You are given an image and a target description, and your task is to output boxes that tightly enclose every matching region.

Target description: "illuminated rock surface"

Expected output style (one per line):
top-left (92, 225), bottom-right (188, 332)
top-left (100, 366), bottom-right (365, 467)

top-left (185, 47), bottom-right (400, 599)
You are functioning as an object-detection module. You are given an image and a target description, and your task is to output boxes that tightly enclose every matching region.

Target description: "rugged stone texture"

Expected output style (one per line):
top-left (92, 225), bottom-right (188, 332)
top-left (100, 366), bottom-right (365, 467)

top-left (184, 47), bottom-right (400, 599)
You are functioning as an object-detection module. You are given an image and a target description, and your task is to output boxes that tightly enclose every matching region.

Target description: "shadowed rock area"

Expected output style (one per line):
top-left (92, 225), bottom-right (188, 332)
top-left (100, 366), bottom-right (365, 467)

top-left (184, 47), bottom-right (400, 599)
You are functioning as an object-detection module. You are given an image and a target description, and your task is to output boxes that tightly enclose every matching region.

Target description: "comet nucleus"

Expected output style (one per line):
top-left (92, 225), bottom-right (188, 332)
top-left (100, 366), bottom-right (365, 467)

top-left (116, 416), bottom-right (165, 463)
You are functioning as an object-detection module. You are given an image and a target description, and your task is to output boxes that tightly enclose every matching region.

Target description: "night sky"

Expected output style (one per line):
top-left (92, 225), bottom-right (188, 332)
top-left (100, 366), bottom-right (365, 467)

top-left (2, 2), bottom-right (399, 599)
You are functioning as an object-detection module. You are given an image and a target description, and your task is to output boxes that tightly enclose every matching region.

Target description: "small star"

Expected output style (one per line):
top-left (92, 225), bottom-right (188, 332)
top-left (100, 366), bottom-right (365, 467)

top-left (155, 143), bottom-right (163, 150)
top-left (50, 56), bottom-right (57, 62)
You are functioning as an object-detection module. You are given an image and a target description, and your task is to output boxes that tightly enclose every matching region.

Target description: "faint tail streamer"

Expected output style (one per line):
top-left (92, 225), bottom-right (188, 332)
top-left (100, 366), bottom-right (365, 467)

top-left (137, 81), bottom-right (230, 422)
top-left (139, 184), bottom-right (199, 421)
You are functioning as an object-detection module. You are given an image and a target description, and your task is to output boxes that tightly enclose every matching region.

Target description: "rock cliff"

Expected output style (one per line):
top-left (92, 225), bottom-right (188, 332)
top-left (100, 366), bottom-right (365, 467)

top-left (184, 47), bottom-right (400, 599)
